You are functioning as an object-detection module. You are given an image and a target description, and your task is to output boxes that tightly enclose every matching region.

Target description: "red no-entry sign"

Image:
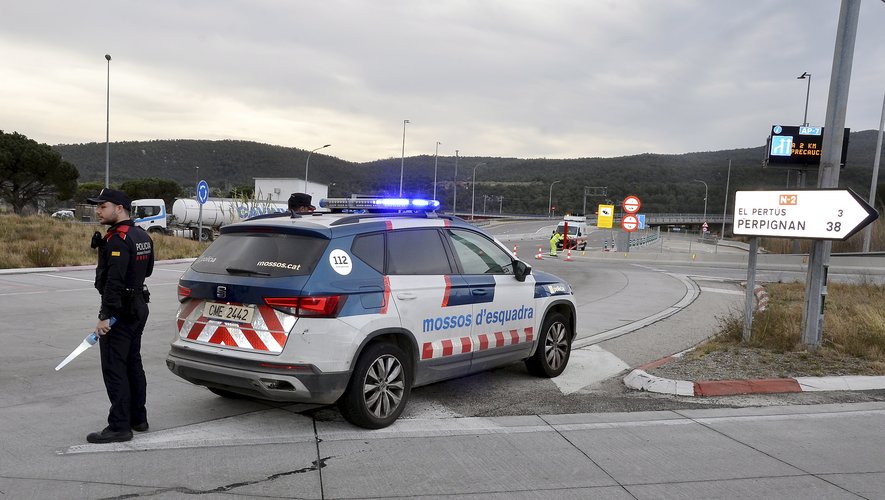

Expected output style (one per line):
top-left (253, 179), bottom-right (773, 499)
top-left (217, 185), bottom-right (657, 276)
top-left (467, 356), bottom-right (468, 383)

top-left (622, 214), bottom-right (639, 232)
top-left (623, 195), bottom-right (641, 214)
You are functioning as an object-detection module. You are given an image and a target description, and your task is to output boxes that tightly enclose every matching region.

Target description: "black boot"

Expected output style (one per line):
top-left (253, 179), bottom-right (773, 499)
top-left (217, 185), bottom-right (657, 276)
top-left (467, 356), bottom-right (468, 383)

top-left (87, 426), bottom-right (133, 443)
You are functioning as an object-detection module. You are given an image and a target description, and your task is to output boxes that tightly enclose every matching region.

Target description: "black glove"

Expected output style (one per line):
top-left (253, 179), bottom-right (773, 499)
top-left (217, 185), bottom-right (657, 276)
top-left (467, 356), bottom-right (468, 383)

top-left (90, 231), bottom-right (106, 249)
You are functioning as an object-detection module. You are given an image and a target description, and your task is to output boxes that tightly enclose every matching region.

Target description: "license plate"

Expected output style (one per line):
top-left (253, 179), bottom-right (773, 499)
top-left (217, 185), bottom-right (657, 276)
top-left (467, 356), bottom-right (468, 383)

top-left (203, 302), bottom-right (255, 323)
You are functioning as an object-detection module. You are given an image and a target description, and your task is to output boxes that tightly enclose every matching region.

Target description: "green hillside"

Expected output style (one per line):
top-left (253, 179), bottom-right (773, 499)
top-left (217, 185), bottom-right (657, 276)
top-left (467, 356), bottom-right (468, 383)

top-left (54, 131), bottom-right (885, 215)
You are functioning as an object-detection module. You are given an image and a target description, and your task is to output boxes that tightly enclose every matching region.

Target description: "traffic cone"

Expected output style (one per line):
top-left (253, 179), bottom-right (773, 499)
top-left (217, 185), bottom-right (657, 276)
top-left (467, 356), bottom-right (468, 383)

top-left (565, 249), bottom-right (573, 261)
top-left (512, 244), bottom-right (518, 258)
top-left (535, 246), bottom-right (543, 259)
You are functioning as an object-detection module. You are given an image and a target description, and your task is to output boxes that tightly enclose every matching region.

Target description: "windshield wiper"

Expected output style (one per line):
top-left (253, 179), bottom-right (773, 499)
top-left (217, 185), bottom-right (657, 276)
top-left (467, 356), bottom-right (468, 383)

top-left (226, 267), bottom-right (271, 276)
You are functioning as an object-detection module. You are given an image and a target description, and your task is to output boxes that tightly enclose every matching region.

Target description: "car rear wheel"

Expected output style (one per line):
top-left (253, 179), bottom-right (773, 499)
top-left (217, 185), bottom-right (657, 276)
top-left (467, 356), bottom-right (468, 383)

top-left (338, 342), bottom-right (412, 429)
top-left (525, 312), bottom-right (571, 377)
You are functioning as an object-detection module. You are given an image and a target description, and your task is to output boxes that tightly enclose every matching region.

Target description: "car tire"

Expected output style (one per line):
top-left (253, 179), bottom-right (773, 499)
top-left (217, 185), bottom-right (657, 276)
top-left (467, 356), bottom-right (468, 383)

top-left (525, 312), bottom-right (571, 378)
top-left (338, 342), bottom-right (412, 429)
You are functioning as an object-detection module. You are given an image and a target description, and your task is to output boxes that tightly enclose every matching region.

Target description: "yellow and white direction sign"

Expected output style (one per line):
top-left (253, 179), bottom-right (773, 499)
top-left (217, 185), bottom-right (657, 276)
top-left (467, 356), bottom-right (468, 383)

top-left (733, 189), bottom-right (878, 240)
top-left (597, 204), bottom-right (614, 229)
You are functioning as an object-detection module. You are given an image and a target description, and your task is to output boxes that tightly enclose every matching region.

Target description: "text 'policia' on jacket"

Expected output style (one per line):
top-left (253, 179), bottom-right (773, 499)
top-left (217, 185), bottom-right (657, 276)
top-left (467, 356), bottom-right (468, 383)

top-left (166, 197), bottom-right (577, 429)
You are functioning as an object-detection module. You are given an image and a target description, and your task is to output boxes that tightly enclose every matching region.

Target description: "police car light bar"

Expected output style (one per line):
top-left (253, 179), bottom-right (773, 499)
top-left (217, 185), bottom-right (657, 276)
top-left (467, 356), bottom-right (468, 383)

top-left (320, 197), bottom-right (441, 211)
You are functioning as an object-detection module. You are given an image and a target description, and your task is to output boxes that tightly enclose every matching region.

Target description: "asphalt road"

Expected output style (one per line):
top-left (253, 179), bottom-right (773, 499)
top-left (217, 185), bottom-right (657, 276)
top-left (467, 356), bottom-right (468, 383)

top-left (1, 221), bottom-right (884, 498)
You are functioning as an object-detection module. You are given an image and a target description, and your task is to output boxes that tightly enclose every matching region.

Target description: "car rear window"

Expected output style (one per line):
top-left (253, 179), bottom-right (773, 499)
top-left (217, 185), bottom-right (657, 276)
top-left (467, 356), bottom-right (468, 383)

top-left (191, 232), bottom-right (328, 277)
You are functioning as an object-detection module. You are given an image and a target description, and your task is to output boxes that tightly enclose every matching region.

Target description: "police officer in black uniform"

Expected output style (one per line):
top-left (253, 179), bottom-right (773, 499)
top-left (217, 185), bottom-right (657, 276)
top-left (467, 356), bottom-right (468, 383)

top-left (248, 192), bottom-right (316, 220)
top-left (85, 188), bottom-right (155, 443)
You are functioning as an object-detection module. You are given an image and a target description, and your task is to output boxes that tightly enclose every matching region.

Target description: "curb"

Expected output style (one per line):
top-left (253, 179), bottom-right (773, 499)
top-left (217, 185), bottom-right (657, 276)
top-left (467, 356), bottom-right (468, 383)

top-left (623, 351), bottom-right (885, 397)
top-left (0, 258), bottom-right (196, 276)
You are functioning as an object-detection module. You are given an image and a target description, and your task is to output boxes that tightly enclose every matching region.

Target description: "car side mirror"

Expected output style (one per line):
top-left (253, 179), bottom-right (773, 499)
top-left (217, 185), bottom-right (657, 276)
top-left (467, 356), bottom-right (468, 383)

top-left (513, 260), bottom-right (531, 282)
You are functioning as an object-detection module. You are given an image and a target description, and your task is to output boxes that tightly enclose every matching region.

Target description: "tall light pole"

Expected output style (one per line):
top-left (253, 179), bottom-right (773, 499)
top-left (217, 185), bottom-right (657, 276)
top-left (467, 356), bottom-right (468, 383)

top-left (304, 144), bottom-right (331, 192)
top-left (452, 150), bottom-right (459, 215)
top-left (798, 72), bottom-right (812, 126)
top-left (548, 180), bottom-right (561, 218)
top-left (433, 141), bottom-right (441, 201)
top-left (863, 91), bottom-right (885, 253)
top-left (399, 119), bottom-right (410, 196)
top-left (104, 54), bottom-right (111, 188)
top-left (470, 162), bottom-right (486, 220)
top-left (720, 160), bottom-right (732, 241)
top-left (693, 179), bottom-right (708, 233)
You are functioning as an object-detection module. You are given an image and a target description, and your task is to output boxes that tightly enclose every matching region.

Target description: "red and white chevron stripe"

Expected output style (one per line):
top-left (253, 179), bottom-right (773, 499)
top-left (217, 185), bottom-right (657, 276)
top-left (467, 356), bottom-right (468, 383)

top-left (176, 299), bottom-right (296, 353)
top-left (421, 327), bottom-right (534, 360)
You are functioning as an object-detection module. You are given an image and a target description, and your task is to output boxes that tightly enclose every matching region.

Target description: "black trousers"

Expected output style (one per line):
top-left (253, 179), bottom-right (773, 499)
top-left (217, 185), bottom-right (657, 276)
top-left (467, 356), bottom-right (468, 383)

top-left (98, 301), bottom-right (148, 432)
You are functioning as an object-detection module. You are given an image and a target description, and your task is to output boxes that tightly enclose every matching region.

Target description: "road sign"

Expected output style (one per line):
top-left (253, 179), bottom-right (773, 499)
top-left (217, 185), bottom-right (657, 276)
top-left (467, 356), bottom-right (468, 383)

top-left (765, 125), bottom-right (850, 167)
top-left (623, 195), bottom-right (640, 214)
top-left (638, 214), bottom-right (646, 230)
top-left (597, 204), bottom-right (614, 229)
top-left (622, 214), bottom-right (639, 232)
top-left (702, 221), bottom-right (708, 232)
top-left (197, 180), bottom-right (209, 205)
top-left (733, 189), bottom-right (878, 240)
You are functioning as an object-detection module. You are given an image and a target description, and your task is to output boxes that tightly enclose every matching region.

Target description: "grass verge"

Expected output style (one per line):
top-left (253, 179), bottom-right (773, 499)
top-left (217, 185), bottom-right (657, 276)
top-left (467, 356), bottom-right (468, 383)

top-left (0, 214), bottom-right (208, 268)
top-left (693, 282), bottom-right (885, 376)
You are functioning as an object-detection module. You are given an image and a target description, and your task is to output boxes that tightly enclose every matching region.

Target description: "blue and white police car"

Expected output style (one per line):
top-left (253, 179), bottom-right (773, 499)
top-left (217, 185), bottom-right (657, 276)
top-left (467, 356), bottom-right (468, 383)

top-left (166, 197), bottom-right (577, 428)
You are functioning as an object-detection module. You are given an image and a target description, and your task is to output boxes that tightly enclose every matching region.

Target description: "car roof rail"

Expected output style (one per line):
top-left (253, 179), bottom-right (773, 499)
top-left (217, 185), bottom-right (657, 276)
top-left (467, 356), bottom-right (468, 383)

top-left (330, 211), bottom-right (461, 226)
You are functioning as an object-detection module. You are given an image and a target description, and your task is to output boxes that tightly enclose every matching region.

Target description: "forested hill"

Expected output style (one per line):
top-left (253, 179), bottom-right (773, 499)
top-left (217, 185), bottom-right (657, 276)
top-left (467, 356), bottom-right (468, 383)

top-left (54, 131), bottom-right (884, 215)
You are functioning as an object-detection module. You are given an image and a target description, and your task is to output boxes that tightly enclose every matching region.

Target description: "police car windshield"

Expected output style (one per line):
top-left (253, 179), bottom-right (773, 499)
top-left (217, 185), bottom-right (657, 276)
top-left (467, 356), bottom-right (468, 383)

top-left (191, 232), bottom-right (328, 277)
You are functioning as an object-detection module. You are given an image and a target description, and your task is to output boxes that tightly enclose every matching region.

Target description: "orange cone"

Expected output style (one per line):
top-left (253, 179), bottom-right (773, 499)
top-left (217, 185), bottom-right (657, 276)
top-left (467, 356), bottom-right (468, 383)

top-left (535, 246), bottom-right (543, 259)
top-left (565, 249), bottom-right (573, 261)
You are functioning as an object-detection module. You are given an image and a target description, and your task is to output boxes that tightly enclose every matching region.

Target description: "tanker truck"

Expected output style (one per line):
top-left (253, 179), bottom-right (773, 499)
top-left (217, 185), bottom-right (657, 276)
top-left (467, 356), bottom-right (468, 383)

top-left (132, 198), bottom-right (288, 240)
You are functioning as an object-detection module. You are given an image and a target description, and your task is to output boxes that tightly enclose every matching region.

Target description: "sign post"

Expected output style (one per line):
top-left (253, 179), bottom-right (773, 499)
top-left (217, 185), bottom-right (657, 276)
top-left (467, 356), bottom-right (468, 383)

top-left (196, 180), bottom-right (209, 242)
top-left (621, 195), bottom-right (641, 251)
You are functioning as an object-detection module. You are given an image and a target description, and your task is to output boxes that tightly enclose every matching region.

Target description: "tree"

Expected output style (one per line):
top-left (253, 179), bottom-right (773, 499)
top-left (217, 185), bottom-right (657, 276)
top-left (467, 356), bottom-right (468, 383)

top-left (118, 178), bottom-right (183, 206)
top-left (0, 131), bottom-right (79, 214)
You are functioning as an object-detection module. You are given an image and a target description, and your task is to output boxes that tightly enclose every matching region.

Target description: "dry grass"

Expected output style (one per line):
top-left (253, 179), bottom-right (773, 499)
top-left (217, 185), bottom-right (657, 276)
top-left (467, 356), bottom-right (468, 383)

top-left (0, 214), bottom-right (208, 268)
top-left (698, 281), bottom-right (885, 374)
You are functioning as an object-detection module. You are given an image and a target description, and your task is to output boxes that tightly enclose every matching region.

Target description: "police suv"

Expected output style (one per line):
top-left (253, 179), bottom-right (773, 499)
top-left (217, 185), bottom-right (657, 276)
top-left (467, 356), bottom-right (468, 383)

top-left (167, 198), bottom-right (577, 428)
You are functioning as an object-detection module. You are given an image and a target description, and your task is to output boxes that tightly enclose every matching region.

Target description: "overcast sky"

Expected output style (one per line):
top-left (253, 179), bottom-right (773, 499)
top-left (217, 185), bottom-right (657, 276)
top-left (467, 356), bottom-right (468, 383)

top-left (2, 1), bottom-right (883, 163)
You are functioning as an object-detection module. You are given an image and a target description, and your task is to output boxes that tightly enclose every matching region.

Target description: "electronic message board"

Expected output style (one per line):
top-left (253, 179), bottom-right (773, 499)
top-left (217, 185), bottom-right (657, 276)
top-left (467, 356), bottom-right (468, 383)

top-left (764, 125), bottom-right (849, 167)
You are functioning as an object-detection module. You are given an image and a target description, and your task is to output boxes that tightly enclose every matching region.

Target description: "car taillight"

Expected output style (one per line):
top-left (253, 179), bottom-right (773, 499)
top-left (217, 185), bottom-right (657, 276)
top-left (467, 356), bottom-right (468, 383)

top-left (264, 296), bottom-right (345, 318)
top-left (177, 284), bottom-right (192, 302)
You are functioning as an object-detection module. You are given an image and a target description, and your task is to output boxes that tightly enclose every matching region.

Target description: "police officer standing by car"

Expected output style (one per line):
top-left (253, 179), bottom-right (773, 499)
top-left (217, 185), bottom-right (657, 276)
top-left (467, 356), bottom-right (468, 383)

top-left (248, 192), bottom-right (315, 220)
top-left (85, 188), bottom-right (154, 443)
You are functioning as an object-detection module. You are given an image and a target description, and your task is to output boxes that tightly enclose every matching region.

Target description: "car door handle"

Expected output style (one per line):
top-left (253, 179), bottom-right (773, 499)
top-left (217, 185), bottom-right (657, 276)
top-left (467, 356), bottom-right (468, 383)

top-left (471, 289), bottom-right (488, 296)
top-left (396, 292), bottom-right (417, 300)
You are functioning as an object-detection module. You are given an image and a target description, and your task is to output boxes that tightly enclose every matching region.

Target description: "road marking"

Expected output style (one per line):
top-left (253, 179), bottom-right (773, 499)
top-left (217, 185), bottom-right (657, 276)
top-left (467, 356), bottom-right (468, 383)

top-left (699, 287), bottom-right (744, 296)
top-left (553, 346), bottom-right (630, 394)
top-left (35, 273), bottom-right (93, 282)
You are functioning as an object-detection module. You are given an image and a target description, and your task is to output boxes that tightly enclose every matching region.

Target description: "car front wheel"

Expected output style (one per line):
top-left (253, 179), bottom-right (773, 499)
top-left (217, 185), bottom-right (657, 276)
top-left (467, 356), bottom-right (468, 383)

top-left (525, 312), bottom-right (571, 377)
top-left (338, 342), bottom-right (412, 429)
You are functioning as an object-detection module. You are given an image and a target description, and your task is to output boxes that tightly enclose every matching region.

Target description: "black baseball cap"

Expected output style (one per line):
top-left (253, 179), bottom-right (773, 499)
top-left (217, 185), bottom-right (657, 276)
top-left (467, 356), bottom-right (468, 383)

top-left (288, 192), bottom-right (315, 210)
top-left (87, 188), bottom-right (132, 211)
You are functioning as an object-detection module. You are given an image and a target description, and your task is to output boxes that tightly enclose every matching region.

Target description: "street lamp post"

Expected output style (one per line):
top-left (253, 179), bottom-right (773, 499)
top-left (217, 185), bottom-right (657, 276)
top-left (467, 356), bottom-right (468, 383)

top-left (433, 141), bottom-right (441, 201)
top-left (470, 162), bottom-right (487, 220)
top-left (798, 72), bottom-right (812, 126)
top-left (104, 54), bottom-right (111, 188)
top-left (693, 179), bottom-right (708, 235)
top-left (498, 195), bottom-right (503, 214)
top-left (863, 91), bottom-right (885, 253)
top-left (399, 119), bottom-right (410, 196)
top-left (452, 150), bottom-right (459, 215)
top-left (548, 180), bottom-right (561, 218)
top-left (304, 144), bottom-right (331, 193)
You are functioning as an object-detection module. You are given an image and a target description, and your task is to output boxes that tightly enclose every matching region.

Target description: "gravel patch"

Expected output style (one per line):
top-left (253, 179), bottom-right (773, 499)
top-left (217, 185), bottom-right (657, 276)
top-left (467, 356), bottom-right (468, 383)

top-left (646, 346), bottom-right (885, 381)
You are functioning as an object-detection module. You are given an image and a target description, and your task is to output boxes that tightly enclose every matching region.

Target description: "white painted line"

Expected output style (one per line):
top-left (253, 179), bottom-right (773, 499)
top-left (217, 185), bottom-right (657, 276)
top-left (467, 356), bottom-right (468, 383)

top-left (700, 287), bottom-right (744, 296)
top-left (36, 273), bottom-right (93, 283)
top-left (553, 346), bottom-right (630, 394)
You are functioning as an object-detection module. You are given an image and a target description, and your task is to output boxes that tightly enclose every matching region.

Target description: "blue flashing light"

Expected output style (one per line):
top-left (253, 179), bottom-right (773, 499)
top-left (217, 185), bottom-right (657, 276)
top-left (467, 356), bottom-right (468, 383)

top-left (319, 197), bottom-right (440, 212)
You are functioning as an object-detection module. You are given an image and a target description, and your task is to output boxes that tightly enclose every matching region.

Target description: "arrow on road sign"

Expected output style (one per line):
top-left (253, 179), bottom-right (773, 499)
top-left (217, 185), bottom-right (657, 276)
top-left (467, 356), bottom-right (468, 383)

top-left (733, 189), bottom-right (878, 240)
top-left (622, 214), bottom-right (639, 232)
